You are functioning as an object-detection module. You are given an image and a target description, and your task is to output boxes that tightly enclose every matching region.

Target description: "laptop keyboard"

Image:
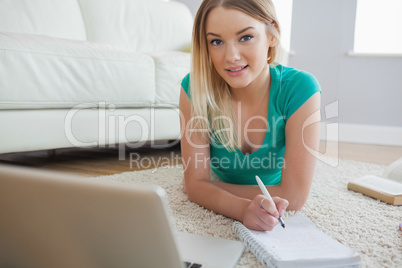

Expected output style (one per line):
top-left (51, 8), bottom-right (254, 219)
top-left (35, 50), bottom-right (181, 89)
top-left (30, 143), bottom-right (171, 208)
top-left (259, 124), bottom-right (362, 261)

top-left (183, 261), bottom-right (203, 268)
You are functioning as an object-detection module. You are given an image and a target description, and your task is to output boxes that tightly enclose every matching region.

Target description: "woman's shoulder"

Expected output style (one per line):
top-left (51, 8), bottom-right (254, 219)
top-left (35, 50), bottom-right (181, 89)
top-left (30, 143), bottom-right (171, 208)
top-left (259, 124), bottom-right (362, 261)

top-left (181, 73), bottom-right (191, 98)
top-left (272, 64), bottom-right (321, 91)
top-left (270, 64), bottom-right (321, 119)
top-left (182, 73), bottom-right (190, 87)
top-left (273, 65), bottom-right (321, 95)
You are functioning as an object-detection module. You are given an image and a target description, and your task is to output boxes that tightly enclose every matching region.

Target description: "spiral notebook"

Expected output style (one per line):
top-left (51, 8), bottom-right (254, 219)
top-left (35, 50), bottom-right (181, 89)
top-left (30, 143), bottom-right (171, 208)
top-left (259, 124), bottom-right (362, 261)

top-left (232, 213), bottom-right (360, 268)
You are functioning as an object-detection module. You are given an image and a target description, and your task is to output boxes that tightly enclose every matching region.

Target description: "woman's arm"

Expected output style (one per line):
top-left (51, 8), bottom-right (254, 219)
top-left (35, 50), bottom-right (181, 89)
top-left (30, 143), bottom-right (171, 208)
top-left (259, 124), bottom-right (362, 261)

top-left (179, 87), bottom-right (288, 230)
top-left (209, 92), bottom-right (321, 210)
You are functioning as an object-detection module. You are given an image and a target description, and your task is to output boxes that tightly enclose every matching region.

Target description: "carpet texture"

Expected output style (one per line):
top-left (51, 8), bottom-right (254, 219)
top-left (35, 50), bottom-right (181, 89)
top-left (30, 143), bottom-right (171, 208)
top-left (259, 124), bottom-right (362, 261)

top-left (93, 158), bottom-right (402, 267)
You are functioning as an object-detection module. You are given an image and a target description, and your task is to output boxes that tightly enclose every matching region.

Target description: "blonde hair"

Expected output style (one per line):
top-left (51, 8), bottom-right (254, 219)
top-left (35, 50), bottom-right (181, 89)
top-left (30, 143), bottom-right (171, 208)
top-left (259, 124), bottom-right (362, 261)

top-left (190, 0), bottom-right (281, 151)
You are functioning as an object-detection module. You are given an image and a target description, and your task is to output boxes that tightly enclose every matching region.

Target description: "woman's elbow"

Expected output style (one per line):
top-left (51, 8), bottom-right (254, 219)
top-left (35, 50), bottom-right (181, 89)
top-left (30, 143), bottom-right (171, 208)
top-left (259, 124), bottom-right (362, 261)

top-left (286, 193), bottom-right (309, 211)
top-left (289, 202), bottom-right (305, 211)
top-left (183, 177), bottom-right (198, 202)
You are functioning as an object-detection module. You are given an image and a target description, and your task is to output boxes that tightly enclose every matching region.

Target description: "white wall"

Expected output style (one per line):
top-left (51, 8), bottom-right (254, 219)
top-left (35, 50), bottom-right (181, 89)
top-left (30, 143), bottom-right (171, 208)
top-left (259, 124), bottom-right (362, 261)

top-left (288, 0), bottom-right (402, 145)
top-left (174, 0), bottom-right (201, 17)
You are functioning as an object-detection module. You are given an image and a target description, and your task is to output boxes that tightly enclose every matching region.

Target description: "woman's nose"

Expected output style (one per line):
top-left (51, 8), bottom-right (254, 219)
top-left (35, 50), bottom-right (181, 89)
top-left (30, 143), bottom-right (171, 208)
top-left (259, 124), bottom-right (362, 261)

top-left (225, 44), bottom-right (241, 63)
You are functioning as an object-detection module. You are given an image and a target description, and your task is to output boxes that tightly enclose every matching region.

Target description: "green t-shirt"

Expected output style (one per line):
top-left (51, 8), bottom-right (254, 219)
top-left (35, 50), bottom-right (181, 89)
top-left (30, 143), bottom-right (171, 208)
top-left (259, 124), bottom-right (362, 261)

top-left (181, 64), bottom-right (321, 185)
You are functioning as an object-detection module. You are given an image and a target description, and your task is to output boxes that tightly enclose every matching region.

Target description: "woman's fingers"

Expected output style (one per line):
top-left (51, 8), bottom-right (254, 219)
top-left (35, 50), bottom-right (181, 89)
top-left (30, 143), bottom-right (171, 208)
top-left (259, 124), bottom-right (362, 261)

top-left (243, 194), bottom-right (290, 231)
top-left (259, 195), bottom-right (279, 217)
top-left (272, 196), bottom-right (289, 217)
top-left (243, 195), bottom-right (280, 231)
top-left (256, 207), bottom-right (278, 231)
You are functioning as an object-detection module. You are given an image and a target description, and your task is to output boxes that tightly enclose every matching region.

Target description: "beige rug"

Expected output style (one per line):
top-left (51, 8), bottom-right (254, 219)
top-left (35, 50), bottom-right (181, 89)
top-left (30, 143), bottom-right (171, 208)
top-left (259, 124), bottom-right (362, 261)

top-left (93, 158), bottom-right (402, 268)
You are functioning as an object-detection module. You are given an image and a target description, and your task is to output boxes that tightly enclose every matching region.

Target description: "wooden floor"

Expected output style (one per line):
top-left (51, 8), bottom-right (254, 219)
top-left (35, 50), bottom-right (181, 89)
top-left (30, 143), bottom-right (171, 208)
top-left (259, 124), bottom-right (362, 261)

top-left (0, 141), bottom-right (401, 177)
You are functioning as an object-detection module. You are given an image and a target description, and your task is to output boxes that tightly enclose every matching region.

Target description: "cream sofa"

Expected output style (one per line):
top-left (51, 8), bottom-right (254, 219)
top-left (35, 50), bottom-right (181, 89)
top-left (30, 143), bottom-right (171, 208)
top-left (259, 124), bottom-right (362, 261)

top-left (0, 0), bottom-right (193, 154)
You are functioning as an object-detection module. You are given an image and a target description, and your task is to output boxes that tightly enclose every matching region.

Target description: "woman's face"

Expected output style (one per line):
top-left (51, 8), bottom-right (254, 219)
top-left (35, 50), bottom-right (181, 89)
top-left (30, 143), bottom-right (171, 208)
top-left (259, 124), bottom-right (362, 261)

top-left (205, 7), bottom-right (275, 91)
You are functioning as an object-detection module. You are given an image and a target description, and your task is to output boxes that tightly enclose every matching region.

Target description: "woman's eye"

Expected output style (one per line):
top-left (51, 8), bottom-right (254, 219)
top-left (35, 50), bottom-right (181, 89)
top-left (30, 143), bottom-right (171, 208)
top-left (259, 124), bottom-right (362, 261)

top-left (240, 35), bottom-right (253, 42)
top-left (210, 39), bottom-right (223, 46)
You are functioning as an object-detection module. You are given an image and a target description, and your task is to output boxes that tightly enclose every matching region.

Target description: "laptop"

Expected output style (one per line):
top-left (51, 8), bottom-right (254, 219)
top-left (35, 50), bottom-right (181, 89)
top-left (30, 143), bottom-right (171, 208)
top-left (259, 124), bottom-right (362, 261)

top-left (0, 164), bottom-right (244, 268)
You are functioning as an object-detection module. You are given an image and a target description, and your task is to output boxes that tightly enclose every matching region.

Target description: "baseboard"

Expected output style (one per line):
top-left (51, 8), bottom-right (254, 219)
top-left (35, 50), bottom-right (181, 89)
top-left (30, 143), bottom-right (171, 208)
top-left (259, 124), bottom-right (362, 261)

top-left (320, 123), bottom-right (402, 146)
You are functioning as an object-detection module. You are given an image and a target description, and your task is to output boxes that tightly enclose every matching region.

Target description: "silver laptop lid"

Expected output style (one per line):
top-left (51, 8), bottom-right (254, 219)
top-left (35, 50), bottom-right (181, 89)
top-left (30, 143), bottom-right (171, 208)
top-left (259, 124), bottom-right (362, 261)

top-left (0, 164), bottom-right (184, 268)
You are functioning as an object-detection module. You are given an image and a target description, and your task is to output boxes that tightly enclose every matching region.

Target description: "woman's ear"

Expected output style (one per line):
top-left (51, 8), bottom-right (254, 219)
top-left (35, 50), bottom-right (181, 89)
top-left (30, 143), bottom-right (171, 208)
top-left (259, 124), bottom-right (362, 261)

top-left (265, 32), bottom-right (277, 48)
top-left (269, 36), bottom-right (278, 47)
top-left (267, 22), bottom-right (279, 47)
top-left (266, 33), bottom-right (278, 48)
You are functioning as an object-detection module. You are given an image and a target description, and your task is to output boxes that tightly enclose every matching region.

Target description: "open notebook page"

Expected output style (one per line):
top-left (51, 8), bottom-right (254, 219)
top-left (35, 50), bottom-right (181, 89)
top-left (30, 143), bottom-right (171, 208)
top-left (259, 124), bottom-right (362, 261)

top-left (249, 213), bottom-right (358, 262)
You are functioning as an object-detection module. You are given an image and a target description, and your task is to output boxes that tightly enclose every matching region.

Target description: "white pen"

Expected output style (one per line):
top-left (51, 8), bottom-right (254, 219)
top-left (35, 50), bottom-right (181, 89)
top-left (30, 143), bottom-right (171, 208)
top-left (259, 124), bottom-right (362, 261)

top-left (255, 175), bottom-right (286, 228)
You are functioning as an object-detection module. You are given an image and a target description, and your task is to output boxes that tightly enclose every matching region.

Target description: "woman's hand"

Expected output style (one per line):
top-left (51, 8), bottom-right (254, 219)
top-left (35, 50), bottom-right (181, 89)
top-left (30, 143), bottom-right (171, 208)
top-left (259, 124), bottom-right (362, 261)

top-left (242, 194), bottom-right (289, 231)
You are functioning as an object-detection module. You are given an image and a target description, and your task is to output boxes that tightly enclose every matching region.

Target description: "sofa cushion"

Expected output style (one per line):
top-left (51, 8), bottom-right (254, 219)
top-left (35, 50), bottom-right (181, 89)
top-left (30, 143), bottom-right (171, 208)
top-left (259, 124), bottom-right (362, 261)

top-left (147, 51), bottom-right (190, 106)
top-left (78, 0), bottom-right (193, 52)
top-left (0, 32), bottom-right (155, 110)
top-left (0, 0), bottom-right (86, 40)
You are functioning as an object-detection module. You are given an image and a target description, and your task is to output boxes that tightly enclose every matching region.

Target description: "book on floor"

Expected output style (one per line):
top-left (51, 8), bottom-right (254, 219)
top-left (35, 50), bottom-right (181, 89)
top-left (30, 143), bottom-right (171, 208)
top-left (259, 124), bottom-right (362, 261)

top-left (347, 157), bottom-right (402, 205)
top-left (232, 213), bottom-right (361, 268)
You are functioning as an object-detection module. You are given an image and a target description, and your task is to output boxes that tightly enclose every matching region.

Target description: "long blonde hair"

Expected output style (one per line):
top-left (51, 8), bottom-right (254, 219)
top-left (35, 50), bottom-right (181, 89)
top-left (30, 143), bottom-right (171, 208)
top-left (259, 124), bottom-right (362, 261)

top-left (190, 0), bottom-right (281, 151)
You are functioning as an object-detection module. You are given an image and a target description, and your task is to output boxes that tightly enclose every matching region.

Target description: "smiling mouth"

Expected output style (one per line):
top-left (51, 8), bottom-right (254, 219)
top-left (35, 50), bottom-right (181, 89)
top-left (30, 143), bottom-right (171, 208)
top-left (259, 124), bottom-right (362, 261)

top-left (226, 65), bottom-right (248, 72)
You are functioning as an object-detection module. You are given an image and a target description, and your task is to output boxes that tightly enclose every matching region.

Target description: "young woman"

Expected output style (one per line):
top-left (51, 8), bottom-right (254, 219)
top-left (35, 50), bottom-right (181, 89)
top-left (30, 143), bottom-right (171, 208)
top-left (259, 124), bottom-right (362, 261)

top-left (180, 0), bottom-right (321, 231)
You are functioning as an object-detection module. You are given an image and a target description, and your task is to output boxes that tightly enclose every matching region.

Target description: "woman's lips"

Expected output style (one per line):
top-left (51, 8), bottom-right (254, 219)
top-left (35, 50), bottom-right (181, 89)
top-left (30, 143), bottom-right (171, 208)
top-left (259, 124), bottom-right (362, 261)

top-left (225, 65), bottom-right (248, 77)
